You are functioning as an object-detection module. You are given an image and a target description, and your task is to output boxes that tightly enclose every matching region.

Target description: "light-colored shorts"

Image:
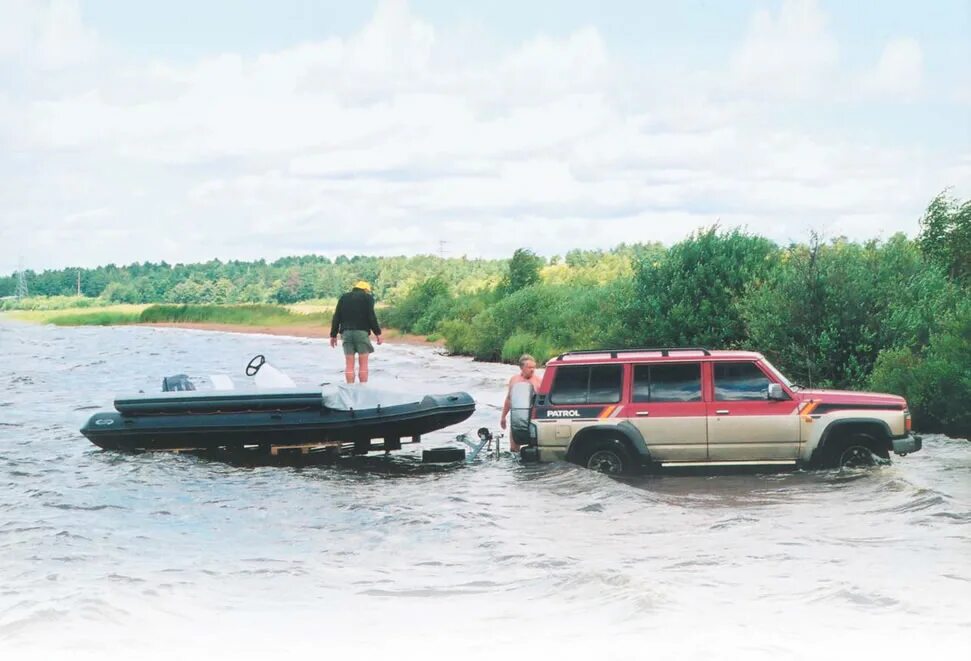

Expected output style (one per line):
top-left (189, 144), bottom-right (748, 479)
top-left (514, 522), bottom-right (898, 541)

top-left (341, 329), bottom-right (374, 355)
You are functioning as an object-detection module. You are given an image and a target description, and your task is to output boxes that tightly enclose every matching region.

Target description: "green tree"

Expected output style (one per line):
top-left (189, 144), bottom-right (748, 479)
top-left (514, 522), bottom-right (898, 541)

top-left (168, 280), bottom-right (205, 303)
top-left (101, 281), bottom-right (138, 303)
top-left (274, 268), bottom-right (312, 304)
top-left (498, 248), bottom-right (543, 297)
top-left (918, 191), bottom-right (971, 283)
top-left (210, 277), bottom-right (238, 304)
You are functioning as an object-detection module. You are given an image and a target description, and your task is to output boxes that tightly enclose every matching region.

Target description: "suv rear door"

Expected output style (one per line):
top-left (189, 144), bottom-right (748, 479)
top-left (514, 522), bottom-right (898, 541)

top-left (706, 361), bottom-right (800, 461)
top-left (541, 363), bottom-right (625, 455)
top-left (626, 362), bottom-right (708, 462)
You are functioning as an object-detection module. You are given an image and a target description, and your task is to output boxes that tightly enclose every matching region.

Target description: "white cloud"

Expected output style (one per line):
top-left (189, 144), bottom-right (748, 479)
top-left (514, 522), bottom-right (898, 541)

top-left (0, 0), bottom-right (966, 275)
top-left (729, 0), bottom-right (839, 99)
top-left (862, 37), bottom-right (923, 99)
top-left (0, 0), bottom-right (100, 70)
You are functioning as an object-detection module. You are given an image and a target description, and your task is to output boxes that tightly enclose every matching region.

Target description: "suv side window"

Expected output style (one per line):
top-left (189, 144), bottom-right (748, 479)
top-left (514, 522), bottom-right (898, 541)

top-left (549, 366), bottom-right (588, 404)
top-left (632, 363), bottom-right (702, 402)
top-left (714, 362), bottom-right (771, 401)
top-left (550, 365), bottom-right (622, 405)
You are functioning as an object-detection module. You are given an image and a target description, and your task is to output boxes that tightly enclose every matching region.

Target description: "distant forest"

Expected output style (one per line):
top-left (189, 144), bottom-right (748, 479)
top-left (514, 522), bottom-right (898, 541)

top-left (0, 253), bottom-right (510, 304)
top-left (3, 192), bottom-right (969, 435)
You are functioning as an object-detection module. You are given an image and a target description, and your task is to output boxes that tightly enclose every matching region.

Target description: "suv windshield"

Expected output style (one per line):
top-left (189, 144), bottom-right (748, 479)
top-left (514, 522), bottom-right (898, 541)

top-left (760, 359), bottom-right (794, 389)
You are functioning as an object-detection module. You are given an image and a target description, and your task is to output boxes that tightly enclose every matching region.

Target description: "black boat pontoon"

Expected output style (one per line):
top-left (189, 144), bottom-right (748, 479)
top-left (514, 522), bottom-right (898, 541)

top-left (80, 356), bottom-right (476, 460)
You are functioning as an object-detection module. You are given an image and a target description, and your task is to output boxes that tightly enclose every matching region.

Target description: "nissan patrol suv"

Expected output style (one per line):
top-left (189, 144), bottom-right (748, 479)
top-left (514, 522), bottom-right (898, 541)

top-left (513, 348), bottom-right (922, 475)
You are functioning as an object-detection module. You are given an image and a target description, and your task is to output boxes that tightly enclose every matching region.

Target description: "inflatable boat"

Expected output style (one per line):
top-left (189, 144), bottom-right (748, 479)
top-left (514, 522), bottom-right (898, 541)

top-left (80, 355), bottom-right (476, 458)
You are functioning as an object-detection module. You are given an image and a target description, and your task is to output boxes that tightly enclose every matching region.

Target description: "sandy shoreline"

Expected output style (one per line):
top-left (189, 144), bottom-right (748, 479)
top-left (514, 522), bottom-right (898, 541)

top-left (132, 322), bottom-right (446, 347)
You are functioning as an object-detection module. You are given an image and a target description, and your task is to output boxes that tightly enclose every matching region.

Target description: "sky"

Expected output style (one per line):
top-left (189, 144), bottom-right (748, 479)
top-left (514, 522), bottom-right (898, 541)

top-left (0, 0), bottom-right (969, 274)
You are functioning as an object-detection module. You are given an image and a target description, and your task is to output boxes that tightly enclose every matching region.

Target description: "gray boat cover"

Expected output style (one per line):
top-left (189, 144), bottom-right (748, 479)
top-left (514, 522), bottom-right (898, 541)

top-left (321, 384), bottom-right (421, 411)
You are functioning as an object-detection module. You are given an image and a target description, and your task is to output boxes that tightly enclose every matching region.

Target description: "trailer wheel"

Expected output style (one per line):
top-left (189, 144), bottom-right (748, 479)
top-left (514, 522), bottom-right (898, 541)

top-left (422, 447), bottom-right (466, 463)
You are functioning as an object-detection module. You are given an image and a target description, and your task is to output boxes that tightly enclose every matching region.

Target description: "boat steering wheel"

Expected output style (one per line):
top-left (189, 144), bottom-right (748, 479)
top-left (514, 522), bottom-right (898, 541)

top-left (245, 354), bottom-right (266, 377)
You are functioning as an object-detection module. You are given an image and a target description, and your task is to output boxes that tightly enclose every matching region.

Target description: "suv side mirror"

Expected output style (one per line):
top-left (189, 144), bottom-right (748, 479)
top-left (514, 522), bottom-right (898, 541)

top-left (767, 383), bottom-right (786, 400)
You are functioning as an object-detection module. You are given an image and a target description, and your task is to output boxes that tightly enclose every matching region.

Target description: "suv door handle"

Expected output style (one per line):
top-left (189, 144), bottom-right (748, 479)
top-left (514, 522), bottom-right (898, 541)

top-left (715, 410), bottom-right (730, 415)
top-left (635, 411), bottom-right (650, 416)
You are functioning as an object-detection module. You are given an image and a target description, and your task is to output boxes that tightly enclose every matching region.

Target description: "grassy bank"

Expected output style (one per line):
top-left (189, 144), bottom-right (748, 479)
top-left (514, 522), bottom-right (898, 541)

top-left (3, 303), bottom-right (333, 328)
top-left (0, 295), bottom-right (109, 311)
top-left (5, 304), bottom-right (149, 325)
top-left (139, 303), bottom-right (331, 326)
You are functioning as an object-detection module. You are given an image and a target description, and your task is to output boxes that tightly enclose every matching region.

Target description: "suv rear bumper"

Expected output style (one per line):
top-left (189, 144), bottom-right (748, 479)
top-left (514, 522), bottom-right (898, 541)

top-left (892, 434), bottom-right (922, 456)
top-left (520, 446), bottom-right (540, 463)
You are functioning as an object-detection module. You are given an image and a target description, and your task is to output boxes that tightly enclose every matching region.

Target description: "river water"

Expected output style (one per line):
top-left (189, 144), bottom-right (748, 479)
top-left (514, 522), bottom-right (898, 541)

top-left (0, 319), bottom-right (968, 660)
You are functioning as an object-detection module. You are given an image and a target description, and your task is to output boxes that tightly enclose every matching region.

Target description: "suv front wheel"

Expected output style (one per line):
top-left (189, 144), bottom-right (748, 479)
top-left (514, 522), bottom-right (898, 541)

top-left (579, 440), bottom-right (634, 476)
top-left (824, 432), bottom-right (891, 469)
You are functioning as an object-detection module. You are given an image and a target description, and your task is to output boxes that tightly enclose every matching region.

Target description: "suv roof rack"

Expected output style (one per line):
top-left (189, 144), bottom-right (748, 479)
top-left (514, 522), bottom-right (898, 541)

top-left (555, 347), bottom-right (712, 360)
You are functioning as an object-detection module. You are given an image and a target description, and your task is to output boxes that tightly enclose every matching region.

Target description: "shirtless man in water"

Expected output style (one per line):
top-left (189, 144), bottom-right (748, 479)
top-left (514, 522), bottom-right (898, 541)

top-left (500, 354), bottom-right (543, 452)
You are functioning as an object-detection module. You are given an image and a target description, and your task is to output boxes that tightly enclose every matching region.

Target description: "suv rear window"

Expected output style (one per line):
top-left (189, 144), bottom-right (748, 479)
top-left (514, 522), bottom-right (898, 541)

top-left (714, 362), bottom-right (771, 401)
top-left (550, 365), bottom-right (622, 405)
top-left (632, 363), bottom-right (702, 402)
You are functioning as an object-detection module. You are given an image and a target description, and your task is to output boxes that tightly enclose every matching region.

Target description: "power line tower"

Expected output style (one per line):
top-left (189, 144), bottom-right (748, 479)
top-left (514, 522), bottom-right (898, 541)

top-left (15, 259), bottom-right (28, 299)
top-left (438, 240), bottom-right (448, 260)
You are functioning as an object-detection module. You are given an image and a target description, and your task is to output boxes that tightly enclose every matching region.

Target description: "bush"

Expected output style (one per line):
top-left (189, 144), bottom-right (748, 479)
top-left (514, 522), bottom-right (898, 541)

top-left (629, 227), bottom-right (780, 348)
top-left (742, 234), bottom-right (959, 389)
top-left (445, 283), bottom-right (628, 361)
top-left (413, 294), bottom-right (455, 335)
top-left (471, 285), bottom-right (571, 359)
top-left (871, 300), bottom-right (971, 437)
top-left (439, 319), bottom-right (477, 355)
top-left (385, 277), bottom-right (451, 333)
top-left (500, 332), bottom-right (556, 365)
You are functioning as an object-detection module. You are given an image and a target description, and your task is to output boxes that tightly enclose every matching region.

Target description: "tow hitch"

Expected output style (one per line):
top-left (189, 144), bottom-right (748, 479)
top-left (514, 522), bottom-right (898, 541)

top-left (422, 427), bottom-right (503, 463)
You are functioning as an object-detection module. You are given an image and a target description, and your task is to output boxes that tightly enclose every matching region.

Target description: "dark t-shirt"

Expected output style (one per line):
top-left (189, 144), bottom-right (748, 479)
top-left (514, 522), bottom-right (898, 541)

top-left (329, 289), bottom-right (381, 337)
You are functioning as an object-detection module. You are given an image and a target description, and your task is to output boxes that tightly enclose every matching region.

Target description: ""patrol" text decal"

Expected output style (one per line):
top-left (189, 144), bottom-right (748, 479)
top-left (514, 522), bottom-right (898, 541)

top-left (533, 405), bottom-right (605, 420)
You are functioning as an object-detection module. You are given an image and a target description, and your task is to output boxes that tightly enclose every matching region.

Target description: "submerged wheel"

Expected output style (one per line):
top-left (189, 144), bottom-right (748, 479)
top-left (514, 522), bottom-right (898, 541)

top-left (838, 444), bottom-right (876, 468)
top-left (828, 433), bottom-right (890, 469)
top-left (582, 441), bottom-right (634, 476)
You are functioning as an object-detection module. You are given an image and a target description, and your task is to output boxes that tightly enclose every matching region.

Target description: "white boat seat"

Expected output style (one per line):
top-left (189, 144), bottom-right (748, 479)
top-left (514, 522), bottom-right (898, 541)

top-left (210, 374), bottom-right (235, 390)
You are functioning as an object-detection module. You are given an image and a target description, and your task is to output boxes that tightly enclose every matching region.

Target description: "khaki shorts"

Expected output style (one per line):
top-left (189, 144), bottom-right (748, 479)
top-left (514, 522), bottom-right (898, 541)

top-left (341, 329), bottom-right (374, 355)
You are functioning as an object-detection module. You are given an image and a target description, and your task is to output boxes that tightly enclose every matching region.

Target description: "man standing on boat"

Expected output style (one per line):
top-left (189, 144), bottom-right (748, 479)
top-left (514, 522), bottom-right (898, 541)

top-left (500, 354), bottom-right (542, 452)
top-left (329, 281), bottom-right (383, 383)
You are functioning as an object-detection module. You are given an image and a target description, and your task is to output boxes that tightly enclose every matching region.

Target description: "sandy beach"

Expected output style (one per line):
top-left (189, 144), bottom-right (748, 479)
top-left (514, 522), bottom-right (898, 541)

top-left (133, 322), bottom-right (446, 347)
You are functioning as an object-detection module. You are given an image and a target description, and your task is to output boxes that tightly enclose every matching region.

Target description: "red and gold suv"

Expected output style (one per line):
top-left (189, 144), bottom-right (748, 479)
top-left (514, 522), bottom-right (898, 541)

top-left (515, 348), bottom-right (922, 474)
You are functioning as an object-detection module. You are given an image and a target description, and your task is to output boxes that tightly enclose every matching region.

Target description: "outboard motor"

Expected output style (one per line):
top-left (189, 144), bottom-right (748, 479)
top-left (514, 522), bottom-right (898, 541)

top-left (162, 374), bottom-right (196, 392)
top-left (509, 382), bottom-right (534, 447)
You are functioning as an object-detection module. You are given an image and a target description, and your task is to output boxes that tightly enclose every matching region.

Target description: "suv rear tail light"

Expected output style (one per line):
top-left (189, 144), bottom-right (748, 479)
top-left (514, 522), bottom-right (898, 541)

top-left (905, 410), bottom-right (912, 432)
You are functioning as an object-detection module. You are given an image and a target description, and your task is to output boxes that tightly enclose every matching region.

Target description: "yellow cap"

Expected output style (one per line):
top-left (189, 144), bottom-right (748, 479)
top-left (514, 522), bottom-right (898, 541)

top-left (353, 280), bottom-right (372, 292)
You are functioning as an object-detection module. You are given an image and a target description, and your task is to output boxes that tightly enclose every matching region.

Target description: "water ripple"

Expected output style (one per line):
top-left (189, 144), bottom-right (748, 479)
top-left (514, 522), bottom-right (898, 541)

top-left (0, 319), bottom-right (968, 659)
